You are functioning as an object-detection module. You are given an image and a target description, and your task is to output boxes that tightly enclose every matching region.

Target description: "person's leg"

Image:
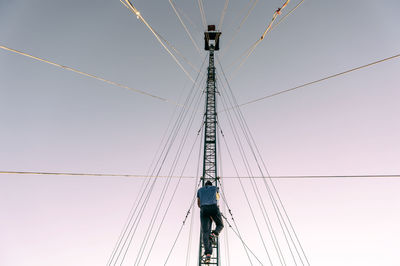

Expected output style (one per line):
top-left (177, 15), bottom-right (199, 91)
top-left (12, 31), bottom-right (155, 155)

top-left (210, 205), bottom-right (224, 236)
top-left (201, 207), bottom-right (212, 255)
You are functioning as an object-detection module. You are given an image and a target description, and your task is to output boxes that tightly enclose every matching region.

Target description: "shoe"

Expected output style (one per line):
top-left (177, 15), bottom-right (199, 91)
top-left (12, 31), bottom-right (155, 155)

top-left (204, 254), bottom-right (211, 263)
top-left (209, 232), bottom-right (217, 244)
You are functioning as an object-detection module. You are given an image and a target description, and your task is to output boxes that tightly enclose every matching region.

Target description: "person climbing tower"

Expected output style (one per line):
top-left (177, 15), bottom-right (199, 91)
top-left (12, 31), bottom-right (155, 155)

top-left (197, 180), bottom-right (224, 263)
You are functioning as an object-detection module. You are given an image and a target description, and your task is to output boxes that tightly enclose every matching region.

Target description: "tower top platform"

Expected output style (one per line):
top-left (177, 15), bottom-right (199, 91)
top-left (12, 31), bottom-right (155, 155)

top-left (204, 25), bottom-right (221, 51)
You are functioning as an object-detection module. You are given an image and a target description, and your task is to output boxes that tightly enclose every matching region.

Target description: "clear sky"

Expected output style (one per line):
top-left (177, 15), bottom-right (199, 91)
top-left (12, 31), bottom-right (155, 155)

top-left (1, 0), bottom-right (400, 265)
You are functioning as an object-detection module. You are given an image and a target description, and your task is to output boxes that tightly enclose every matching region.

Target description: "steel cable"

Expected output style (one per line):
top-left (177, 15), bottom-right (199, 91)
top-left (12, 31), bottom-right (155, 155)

top-left (230, 0), bottom-right (292, 74)
top-left (164, 179), bottom-right (202, 265)
top-left (198, 0), bottom-right (207, 29)
top-left (121, 0), bottom-right (195, 83)
top-left (138, 85), bottom-right (206, 265)
top-left (218, 71), bottom-right (298, 265)
top-left (0, 44), bottom-right (175, 105)
top-left (239, 52), bottom-right (400, 108)
top-left (219, 59), bottom-right (308, 264)
top-left (110, 57), bottom-right (206, 265)
top-left (2, 171), bottom-right (399, 179)
top-left (218, 0), bottom-right (230, 30)
top-left (185, 125), bottom-right (204, 266)
top-left (119, 65), bottom-right (205, 264)
top-left (218, 84), bottom-right (279, 263)
top-left (220, 0), bottom-right (259, 58)
top-left (218, 66), bottom-right (294, 263)
top-left (220, 213), bottom-right (264, 265)
top-left (169, 0), bottom-right (202, 54)
top-left (218, 93), bottom-right (282, 265)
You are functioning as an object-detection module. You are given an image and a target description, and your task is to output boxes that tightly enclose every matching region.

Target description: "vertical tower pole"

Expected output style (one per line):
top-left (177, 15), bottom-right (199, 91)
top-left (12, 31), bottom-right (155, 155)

top-left (202, 48), bottom-right (217, 187)
top-left (199, 25), bottom-right (221, 266)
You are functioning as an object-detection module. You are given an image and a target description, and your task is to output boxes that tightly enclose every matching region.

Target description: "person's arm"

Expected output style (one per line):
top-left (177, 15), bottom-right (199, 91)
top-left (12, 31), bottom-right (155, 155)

top-left (216, 192), bottom-right (220, 201)
top-left (197, 189), bottom-right (201, 208)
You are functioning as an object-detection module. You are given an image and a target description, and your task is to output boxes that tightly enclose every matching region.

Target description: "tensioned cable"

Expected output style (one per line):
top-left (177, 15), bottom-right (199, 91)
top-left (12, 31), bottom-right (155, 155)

top-left (121, 0), bottom-right (196, 77)
top-left (121, 0), bottom-right (195, 83)
top-left (230, 0), bottom-right (292, 73)
top-left (185, 126), bottom-right (204, 266)
top-left (140, 117), bottom-right (201, 265)
top-left (219, 60), bottom-right (308, 264)
top-left (117, 101), bottom-right (197, 264)
top-left (2, 171), bottom-right (399, 179)
top-left (145, 79), bottom-right (190, 175)
top-left (138, 132), bottom-right (201, 265)
top-left (220, 56), bottom-right (305, 263)
top-left (218, 90), bottom-right (289, 266)
top-left (120, 0), bottom-right (200, 71)
top-left (220, 0), bottom-right (258, 58)
top-left (238, 52), bottom-right (400, 107)
top-left (108, 75), bottom-right (197, 263)
top-left (218, 63), bottom-right (294, 263)
top-left (199, 0), bottom-right (212, 53)
top-left (139, 61), bottom-right (209, 263)
top-left (218, 0), bottom-right (230, 30)
top-left (145, 55), bottom-right (205, 178)
top-left (222, 64), bottom-right (302, 265)
top-left (175, 4), bottom-right (203, 36)
top-left (220, 213), bottom-right (264, 265)
top-left (117, 61), bottom-right (206, 264)
top-left (215, 130), bottom-right (235, 266)
top-left (117, 104), bottom-right (200, 264)
top-left (112, 57), bottom-right (206, 265)
top-left (198, 0), bottom-right (207, 29)
top-left (106, 176), bottom-right (147, 266)
top-left (123, 58), bottom-right (206, 264)
top-left (216, 176), bottom-right (254, 265)
top-left (152, 29), bottom-right (200, 73)
top-left (220, 59), bottom-right (278, 264)
top-left (0, 44), bottom-right (175, 105)
top-left (109, 57), bottom-right (207, 265)
top-left (223, 203), bottom-right (231, 266)
top-left (227, 0), bottom-right (304, 73)
top-left (164, 180), bottom-right (202, 265)
top-left (218, 86), bottom-right (285, 265)
top-left (217, 164), bottom-right (232, 266)
top-left (270, 0), bottom-right (304, 32)
top-left (219, 189), bottom-right (231, 266)
top-left (110, 96), bottom-right (194, 264)
top-left (232, 97), bottom-right (311, 266)
top-left (218, 73), bottom-right (296, 265)
top-left (168, 0), bottom-right (202, 54)
top-left (185, 197), bottom-right (196, 266)
top-left (137, 87), bottom-right (206, 265)
top-left (107, 74), bottom-right (191, 266)
top-left (219, 81), bottom-right (280, 263)
top-left (107, 81), bottom-right (192, 265)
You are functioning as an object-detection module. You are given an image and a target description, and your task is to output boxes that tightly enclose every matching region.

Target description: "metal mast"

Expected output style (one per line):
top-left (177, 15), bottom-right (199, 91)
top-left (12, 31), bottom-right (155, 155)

top-left (199, 25), bottom-right (221, 266)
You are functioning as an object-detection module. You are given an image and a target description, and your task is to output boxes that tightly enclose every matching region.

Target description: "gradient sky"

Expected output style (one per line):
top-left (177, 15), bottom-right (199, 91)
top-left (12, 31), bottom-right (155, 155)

top-left (1, 0), bottom-right (400, 265)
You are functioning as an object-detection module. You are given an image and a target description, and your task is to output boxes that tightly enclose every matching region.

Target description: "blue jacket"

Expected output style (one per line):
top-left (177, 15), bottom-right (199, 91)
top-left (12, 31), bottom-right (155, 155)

top-left (197, 185), bottom-right (219, 206)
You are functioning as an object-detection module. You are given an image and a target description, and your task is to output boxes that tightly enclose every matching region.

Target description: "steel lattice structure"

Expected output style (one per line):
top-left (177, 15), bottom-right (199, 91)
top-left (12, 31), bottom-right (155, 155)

top-left (198, 25), bottom-right (221, 266)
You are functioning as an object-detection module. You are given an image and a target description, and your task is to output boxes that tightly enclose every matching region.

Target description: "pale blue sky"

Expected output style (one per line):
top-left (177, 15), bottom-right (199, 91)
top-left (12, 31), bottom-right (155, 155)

top-left (1, 0), bottom-right (400, 265)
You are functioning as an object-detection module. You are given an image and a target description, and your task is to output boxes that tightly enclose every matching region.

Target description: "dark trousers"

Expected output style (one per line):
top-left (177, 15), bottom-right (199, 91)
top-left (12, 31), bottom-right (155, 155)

top-left (200, 204), bottom-right (224, 255)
